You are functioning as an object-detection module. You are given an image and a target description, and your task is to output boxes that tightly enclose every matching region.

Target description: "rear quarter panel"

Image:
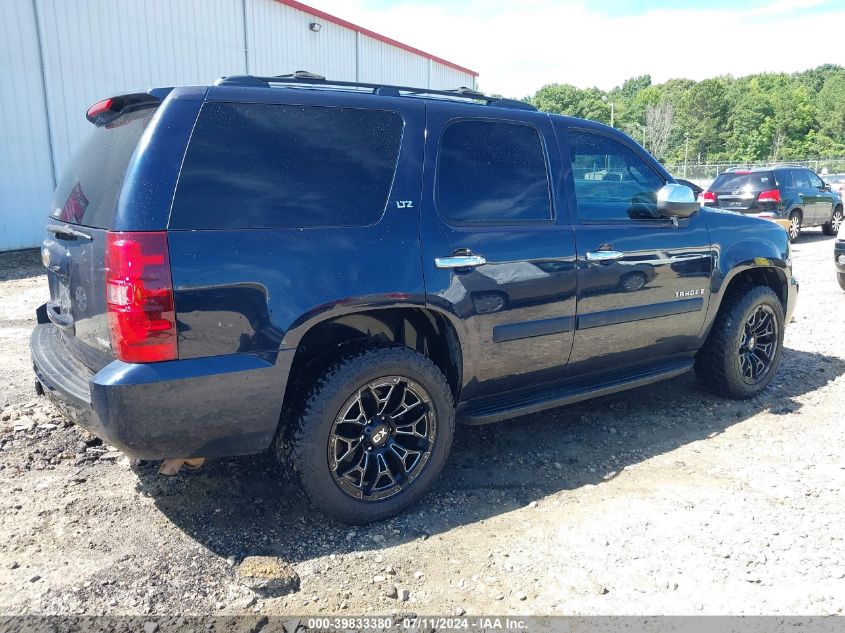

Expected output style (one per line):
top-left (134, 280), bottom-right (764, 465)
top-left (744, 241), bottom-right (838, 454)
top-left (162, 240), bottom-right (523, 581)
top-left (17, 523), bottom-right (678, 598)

top-left (167, 89), bottom-right (429, 361)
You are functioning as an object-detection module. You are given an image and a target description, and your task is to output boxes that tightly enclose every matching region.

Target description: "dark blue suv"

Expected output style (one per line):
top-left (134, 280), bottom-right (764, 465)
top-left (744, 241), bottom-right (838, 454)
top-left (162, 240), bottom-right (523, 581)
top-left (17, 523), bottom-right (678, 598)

top-left (32, 74), bottom-right (798, 523)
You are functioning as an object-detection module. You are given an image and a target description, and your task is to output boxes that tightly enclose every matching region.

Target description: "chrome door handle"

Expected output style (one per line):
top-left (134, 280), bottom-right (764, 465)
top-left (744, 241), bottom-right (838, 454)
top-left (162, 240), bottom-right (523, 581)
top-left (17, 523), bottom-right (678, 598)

top-left (435, 255), bottom-right (487, 269)
top-left (586, 250), bottom-right (624, 262)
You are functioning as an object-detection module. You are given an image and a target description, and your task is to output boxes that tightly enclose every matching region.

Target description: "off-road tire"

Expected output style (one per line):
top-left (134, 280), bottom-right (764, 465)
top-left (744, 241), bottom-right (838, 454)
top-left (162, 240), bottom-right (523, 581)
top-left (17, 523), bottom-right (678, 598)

top-left (822, 206), bottom-right (843, 236)
top-left (277, 344), bottom-right (455, 524)
top-left (695, 286), bottom-right (785, 399)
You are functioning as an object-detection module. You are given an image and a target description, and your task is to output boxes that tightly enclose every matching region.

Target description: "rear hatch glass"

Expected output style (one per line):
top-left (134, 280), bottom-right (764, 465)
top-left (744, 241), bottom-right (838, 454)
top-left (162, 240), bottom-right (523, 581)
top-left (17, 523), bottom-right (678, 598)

top-left (708, 171), bottom-right (776, 211)
top-left (45, 107), bottom-right (156, 370)
top-left (50, 108), bottom-right (155, 228)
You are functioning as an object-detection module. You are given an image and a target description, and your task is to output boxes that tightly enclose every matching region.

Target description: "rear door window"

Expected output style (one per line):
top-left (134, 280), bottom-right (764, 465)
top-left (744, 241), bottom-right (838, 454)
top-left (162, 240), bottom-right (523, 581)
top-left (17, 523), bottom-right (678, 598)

top-left (436, 119), bottom-right (552, 224)
top-left (170, 103), bottom-right (404, 229)
top-left (50, 108), bottom-right (156, 228)
top-left (792, 170), bottom-right (812, 189)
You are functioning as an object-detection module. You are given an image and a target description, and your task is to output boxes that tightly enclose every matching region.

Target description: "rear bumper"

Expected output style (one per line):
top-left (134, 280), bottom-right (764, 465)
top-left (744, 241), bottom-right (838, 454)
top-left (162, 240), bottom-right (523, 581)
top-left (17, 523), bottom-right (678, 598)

top-left (835, 240), bottom-right (845, 274)
top-left (31, 322), bottom-right (293, 459)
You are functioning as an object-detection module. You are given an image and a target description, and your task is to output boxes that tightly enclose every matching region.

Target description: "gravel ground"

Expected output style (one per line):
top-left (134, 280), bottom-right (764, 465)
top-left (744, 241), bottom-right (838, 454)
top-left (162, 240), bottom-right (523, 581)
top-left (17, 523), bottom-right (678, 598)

top-left (0, 231), bottom-right (843, 617)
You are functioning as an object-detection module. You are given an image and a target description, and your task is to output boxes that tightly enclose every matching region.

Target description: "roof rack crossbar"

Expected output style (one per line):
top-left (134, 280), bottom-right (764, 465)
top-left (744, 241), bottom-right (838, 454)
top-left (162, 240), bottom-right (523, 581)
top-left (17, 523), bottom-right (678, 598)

top-left (214, 73), bottom-right (537, 111)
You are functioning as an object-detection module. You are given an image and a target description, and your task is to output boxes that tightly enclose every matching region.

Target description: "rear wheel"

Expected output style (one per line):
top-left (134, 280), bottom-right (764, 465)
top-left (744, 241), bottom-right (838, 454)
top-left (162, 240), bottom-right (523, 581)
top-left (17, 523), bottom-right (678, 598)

top-left (695, 286), bottom-right (784, 399)
top-left (822, 206), bottom-right (843, 236)
top-left (278, 345), bottom-right (455, 524)
top-left (787, 211), bottom-right (802, 243)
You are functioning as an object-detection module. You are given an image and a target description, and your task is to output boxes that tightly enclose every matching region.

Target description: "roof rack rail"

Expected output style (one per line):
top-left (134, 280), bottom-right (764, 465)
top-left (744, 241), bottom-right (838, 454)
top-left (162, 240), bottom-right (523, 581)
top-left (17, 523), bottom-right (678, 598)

top-left (214, 72), bottom-right (537, 111)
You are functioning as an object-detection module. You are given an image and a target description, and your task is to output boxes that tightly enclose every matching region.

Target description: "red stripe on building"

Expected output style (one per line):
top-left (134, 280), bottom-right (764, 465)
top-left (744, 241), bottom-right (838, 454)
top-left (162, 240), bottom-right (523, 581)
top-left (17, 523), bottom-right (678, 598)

top-left (274, 0), bottom-right (479, 77)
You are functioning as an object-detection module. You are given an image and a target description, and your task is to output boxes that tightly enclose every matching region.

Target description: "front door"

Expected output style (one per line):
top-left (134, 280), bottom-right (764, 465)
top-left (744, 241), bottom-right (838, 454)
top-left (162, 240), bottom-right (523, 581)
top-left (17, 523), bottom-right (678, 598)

top-left (419, 103), bottom-right (577, 400)
top-left (558, 126), bottom-right (714, 378)
top-left (805, 169), bottom-right (832, 225)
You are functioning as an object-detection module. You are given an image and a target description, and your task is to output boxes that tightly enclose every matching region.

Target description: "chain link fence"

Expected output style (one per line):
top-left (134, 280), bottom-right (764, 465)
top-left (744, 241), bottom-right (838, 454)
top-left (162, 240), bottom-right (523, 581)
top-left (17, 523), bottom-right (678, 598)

top-left (665, 158), bottom-right (845, 185)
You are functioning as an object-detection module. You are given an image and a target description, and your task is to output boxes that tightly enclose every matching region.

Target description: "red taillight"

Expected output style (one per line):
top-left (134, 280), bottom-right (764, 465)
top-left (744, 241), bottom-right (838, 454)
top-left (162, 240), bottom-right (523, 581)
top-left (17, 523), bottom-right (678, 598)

top-left (758, 189), bottom-right (781, 203)
top-left (105, 231), bottom-right (177, 363)
top-left (86, 98), bottom-right (114, 124)
top-left (703, 191), bottom-right (716, 203)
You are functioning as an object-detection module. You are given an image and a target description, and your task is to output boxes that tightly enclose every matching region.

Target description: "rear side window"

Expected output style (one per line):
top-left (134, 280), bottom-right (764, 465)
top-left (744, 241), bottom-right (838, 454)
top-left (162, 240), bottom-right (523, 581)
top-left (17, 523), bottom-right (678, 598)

top-left (566, 130), bottom-right (665, 222)
top-left (436, 120), bottom-right (552, 224)
top-left (50, 108), bottom-right (156, 228)
top-left (170, 103), bottom-right (403, 229)
top-left (710, 171), bottom-right (776, 191)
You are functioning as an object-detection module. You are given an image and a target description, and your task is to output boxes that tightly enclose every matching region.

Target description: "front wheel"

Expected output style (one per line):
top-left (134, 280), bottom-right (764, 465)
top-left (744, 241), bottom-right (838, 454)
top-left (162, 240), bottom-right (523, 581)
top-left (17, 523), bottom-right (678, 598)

top-left (822, 207), bottom-right (843, 236)
top-left (787, 211), bottom-right (802, 243)
top-left (695, 286), bottom-right (785, 399)
top-left (838, 272), bottom-right (845, 292)
top-left (278, 345), bottom-right (455, 524)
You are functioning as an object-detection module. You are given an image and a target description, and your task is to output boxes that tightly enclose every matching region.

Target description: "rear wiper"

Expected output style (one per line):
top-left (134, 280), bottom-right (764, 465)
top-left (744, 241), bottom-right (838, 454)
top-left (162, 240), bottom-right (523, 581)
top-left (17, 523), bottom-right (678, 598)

top-left (46, 223), bottom-right (93, 241)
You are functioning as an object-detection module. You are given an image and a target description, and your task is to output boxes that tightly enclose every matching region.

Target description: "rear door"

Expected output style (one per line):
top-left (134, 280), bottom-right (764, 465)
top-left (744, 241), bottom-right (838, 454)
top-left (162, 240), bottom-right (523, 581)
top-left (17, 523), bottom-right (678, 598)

top-left (43, 106), bottom-right (158, 370)
top-left (419, 103), bottom-right (577, 400)
top-left (791, 169), bottom-right (821, 224)
top-left (558, 125), bottom-right (713, 377)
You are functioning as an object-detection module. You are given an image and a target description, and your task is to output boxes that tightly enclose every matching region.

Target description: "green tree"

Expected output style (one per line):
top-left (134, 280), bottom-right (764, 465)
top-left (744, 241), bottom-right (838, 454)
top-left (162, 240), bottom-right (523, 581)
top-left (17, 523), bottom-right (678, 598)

top-left (527, 64), bottom-right (845, 166)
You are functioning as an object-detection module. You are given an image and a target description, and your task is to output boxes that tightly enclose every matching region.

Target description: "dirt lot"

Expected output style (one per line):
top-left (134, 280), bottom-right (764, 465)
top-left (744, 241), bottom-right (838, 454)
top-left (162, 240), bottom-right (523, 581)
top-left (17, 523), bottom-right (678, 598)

top-left (0, 232), bottom-right (843, 617)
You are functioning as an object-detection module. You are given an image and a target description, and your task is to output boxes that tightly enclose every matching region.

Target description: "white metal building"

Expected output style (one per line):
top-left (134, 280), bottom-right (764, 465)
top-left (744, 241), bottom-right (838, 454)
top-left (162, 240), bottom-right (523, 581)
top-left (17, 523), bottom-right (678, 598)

top-left (0, 0), bottom-right (478, 251)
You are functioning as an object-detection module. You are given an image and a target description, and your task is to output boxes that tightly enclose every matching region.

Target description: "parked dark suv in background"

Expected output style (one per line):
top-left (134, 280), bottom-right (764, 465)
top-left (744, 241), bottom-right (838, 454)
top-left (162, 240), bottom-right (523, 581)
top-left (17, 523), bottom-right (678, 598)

top-left (32, 73), bottom-right (797, 523)
top-left (703, 166), bottom-right (843, 242)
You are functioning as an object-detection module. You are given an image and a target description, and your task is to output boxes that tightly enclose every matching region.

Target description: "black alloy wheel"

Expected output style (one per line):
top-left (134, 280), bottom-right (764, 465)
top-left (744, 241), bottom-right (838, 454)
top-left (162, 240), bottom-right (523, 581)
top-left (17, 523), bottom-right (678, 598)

top-left (738, 304), bottom-right (778, 385)
top-left (329, 376), bottom-right (436, 501)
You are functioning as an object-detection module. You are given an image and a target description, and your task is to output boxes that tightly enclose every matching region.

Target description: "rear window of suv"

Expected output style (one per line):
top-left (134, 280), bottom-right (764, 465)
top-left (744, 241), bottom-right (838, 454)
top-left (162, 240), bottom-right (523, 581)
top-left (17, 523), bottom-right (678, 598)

top-left (50, 108), bottom-right (156, 228)
top-left (710, 171), bottom-right (776, 191)
top-left (169, 103), bottom-right (403, 229)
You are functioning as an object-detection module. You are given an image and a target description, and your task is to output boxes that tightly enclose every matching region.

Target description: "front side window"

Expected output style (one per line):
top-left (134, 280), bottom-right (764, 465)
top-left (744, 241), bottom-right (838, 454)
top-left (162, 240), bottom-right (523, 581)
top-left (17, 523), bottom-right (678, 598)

top-left (170, 103), bottom-right (403, 229)
top-left (806, 170), bottom-right (824, 189)
top-left (566, 130), bottom-right (665, 222)
top-left (436, 120), bottom-right (552, 224)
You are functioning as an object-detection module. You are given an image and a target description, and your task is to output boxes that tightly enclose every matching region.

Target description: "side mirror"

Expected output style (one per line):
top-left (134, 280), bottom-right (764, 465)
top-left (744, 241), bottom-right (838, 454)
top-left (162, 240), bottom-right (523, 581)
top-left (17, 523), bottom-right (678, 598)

top-left (823, 182), bottom-right (831, 192)
top-left (657, 183), bottom-right (699, 219)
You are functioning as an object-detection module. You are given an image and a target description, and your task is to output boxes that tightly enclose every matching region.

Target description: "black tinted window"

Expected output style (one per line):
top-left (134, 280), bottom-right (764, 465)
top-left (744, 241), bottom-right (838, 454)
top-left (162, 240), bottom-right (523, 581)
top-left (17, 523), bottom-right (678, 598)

top-left (436, 120), bottom-right (551, 223)
top-left (170, 103), bottom-right (403, 229)
top-left (566, 130), bottom-right (665, 222)
top-left (51, 108), bottom-right (155, 228)
top-left (711, 171), bottom-right (776, 191)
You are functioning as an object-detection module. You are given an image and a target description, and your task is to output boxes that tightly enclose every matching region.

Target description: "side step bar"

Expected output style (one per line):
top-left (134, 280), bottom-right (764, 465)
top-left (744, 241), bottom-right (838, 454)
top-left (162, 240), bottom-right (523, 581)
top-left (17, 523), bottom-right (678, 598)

top-left (456, 359), bottom-right (694, 425)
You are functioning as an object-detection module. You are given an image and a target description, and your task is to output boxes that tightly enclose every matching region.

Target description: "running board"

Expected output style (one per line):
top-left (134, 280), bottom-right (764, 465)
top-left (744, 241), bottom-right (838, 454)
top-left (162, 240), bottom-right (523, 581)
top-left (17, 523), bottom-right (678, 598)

top-left (456, 359), bottom-right (694, 425)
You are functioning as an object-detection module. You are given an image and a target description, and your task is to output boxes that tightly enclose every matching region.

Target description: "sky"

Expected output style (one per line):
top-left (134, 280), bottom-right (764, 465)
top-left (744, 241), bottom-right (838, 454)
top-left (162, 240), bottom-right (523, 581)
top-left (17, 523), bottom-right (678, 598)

top-left (306, 0), bottom-right (845, 97)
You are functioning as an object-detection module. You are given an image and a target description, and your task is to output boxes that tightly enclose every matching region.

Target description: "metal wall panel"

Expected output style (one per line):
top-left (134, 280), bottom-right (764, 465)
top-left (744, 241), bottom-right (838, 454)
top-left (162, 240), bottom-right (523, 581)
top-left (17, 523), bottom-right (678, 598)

top-left (35, 0), bottom-right (246, 178)
top-left (1, 0), bottom-right (479, 250)
top-left (246, 0), bottom-right (356, 79)
top-left (358, 34), bottom-right (428, 88)
top-left (0, 0), bottom-right (55, 251)
top-left (430, 61), bottom-right (475, 91)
